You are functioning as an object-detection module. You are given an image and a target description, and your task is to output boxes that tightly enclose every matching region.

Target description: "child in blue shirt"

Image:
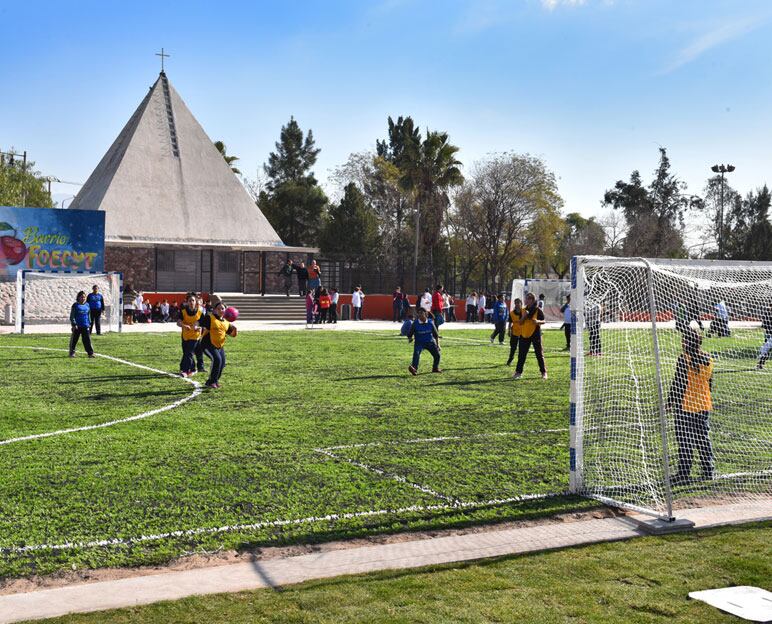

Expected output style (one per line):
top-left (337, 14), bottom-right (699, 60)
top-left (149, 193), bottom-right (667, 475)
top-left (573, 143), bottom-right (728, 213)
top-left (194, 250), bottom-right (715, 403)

top-left (407, 307), bottom-right (442, 375)
top-left (489, 295), bottom-right (508, 344)
top-left (69, 291), bottom-right (95, 358)
top-left (86, 285), bottom-right (105, 335)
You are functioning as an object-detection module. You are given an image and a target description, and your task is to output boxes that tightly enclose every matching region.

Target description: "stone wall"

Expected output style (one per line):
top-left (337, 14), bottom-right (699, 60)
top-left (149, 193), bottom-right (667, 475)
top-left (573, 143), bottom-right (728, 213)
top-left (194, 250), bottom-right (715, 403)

top-left (105, 246), bottom-right (155, 291)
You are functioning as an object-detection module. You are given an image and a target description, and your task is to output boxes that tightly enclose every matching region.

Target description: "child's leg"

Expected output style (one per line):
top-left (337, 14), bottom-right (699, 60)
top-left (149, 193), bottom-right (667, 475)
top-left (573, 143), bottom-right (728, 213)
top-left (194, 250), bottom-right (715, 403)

top-left (532, 333), bottom-right (546, 373)
top-left (411, 344), bottom-right (424, 370)
top-left (195, 341), bottom-right (206, 372)
top-left (564, 323), bottom-right (571, 349)
top-left (515, 337), bottom-right (531, 374)
top-left (180, 339), bottom-right (194, 373)
top-left (69, 327), bottom-right (79, 355)
top-left (507, 333), bottom-right (519, 365)
top-left (203, 345), bottom-right (224, 385)
top-left (674, 411), bottom-right (693, 477)
top-left (695, 412), bottom-right (715, 478)
top-left (81, 328), bottom-right (94, 355)
top-left (427, 343), bottom-right (441, 370)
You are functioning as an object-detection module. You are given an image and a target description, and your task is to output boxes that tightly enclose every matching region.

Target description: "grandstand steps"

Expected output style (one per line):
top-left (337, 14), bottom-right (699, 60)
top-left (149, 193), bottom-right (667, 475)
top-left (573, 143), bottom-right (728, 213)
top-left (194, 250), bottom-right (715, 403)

top-left (216, 294), bottom-right (306, 321)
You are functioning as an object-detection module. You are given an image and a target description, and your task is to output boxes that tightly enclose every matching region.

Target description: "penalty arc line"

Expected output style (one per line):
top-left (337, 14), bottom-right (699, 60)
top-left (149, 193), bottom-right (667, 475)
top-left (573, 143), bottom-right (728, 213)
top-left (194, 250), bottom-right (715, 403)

top-left (0, 345), bottom-right (201, 446)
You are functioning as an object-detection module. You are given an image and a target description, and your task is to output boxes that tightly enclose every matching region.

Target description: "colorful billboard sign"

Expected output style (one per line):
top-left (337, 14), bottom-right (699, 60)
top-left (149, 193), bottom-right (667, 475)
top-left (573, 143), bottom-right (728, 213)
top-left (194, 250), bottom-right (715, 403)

top-left (0, 206), bottom-right (105, 277)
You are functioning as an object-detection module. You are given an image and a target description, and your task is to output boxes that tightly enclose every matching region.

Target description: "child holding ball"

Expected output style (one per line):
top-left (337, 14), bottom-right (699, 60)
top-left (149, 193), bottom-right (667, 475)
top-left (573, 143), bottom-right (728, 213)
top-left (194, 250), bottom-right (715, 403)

top-left (198, 296), bottom-right (238, 389)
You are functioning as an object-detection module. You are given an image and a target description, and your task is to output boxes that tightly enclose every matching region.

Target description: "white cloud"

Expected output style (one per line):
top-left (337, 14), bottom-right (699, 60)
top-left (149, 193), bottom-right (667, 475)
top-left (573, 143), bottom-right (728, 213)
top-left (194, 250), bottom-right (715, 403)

top-left (660, 16), bottom-right (764, 74)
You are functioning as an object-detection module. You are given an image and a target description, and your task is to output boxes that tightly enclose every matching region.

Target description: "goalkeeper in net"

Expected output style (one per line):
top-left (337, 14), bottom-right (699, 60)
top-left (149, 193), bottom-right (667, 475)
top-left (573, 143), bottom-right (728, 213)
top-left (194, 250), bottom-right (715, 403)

top-left (666, 328), bottom-right (715, 485)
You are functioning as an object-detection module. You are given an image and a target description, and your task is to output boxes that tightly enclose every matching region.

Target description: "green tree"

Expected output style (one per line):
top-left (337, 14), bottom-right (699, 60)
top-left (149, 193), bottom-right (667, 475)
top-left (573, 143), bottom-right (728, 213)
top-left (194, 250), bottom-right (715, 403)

top-left (259, 117), bottom-right (327, 246)
top-left (320, 183), bottom-right (380, 261)
top-left (213, 140), bottom-right (241, 175)
top-left (399, 129), bottom-right (464, 289)
top-left (724, 185), bottom-right (772, 260)
top-left (549, 213), bottom-right (606, 278)
top-left (0, 151), bottom-right (54, 208)
top-left (603, 148), bottom-right (699, 258)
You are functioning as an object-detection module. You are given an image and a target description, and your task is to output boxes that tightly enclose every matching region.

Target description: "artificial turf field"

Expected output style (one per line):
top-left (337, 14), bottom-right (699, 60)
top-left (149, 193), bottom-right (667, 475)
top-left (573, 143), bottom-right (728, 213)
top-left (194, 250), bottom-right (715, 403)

top-left (0, 326), bottom-right (768, 580)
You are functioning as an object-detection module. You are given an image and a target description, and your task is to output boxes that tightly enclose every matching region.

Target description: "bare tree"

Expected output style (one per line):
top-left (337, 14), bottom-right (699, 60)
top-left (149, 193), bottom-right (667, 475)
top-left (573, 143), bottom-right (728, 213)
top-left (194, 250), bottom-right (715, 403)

top-left (597, 210), bottom-right (627, 256)
top-left (450, 153), bottom-right (563, 292)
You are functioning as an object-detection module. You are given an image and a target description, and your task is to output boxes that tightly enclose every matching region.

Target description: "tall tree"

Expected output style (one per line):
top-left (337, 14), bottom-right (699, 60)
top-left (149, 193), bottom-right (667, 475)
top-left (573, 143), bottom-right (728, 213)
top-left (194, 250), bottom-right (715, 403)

top-left (701, 175), bottom-right (740, 257)
top-left (724, 185), bottom-right (772, 260)
top-left (320, 183), bottom-right (380, 261)
top-left (213, 140), bottom-right (241, 175)
top-left (399, 130), bottom-right (464, 289)
top-left (259, 117), bottom-right (327, 246)
top-left (603, 148), bottom-right (699, 258)
top-left (0, 151), bottom-right (54, 208)
top-left (548, 213), bottom-right (606, 278)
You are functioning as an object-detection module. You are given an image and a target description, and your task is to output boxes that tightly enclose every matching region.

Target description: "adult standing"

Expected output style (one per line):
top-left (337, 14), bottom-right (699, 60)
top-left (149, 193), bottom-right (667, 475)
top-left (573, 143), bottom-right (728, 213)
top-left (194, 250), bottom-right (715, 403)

top-left (278, 259), bottom-right (294, 297)
top-left (465, 292), bottom-right (477, 323)
top-left (477, 292), bottom-right (487, 323)
top-left (352, 286), bottom-right (364, 320)
top-left (134, 291), bottom-right (145, 323)
top-left (513, 292), bottom-right (547, 380)
top-left (431, 284), bottom-right (445, 323)
top-left (329, 288), bottom-right (339, 324)
top-left (296, 262), bottom-right (309, 297)
top-left (308, 260), bottom-right (322, 291)
top-left (392, 286), bottom-right (404, 322)
top-left (86, 284), bottom-right (104, 335)
top-left (420, 289), bottom-right (432, 315)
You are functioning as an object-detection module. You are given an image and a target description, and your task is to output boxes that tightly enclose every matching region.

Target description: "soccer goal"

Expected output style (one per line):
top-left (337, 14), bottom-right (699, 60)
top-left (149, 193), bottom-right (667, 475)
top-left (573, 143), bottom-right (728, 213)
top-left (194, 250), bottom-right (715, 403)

top-left (510, 278), bottom-right (571, 320)
top-left (569, 256), bottom-right (772, 520)
top-left (15, 270), bottom-right (123, 334)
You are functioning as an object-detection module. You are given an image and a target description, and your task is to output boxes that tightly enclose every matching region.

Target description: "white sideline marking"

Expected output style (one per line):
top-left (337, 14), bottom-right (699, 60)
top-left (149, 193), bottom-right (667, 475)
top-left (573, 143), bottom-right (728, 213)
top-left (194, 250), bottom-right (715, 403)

top-left (0, 346), bottom-right (201, 445)
top-left (0, 492), bottom-right (566, 554)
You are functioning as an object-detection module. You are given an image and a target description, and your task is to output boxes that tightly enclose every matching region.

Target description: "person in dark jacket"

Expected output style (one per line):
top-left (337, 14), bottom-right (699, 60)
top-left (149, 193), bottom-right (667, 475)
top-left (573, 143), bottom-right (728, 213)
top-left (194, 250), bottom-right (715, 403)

top-left (489, 295), bottom-right (508, 344)
top-left (86, 285), bottom-right (105, 335)
top-left (278, 259), bottom-right (294, 297)
top-left (757, 303), bottom-right (772, 369)
top-left (666, 328), bottom-right (715, 484)
top-left (69, 291), bottom-right (95, 358)
top-left (296, 262), bottom-right (309, 296)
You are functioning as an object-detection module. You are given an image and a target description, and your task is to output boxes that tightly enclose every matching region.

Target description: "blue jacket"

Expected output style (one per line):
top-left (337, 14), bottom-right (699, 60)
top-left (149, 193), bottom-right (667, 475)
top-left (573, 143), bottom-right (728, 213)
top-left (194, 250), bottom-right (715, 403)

top-left (70, 302), bottom-right (91, 328)
top-left (86, 292), bottom-right (104, 311)
top-left (492, 301), bottom-right (508, 323)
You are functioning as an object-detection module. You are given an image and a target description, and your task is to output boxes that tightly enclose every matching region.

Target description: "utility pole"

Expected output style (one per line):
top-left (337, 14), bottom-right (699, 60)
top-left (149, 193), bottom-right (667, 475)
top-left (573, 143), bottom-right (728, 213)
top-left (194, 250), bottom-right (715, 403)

top-left (710, 164), bottom-right (736, 259)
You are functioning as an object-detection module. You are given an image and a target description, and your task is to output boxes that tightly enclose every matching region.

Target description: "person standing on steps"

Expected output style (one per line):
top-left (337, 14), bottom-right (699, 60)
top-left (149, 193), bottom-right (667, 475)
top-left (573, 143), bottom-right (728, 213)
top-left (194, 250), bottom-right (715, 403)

top-left (296, 262), bottom-right (309, 297)
top-left (279, 259), bottom-right (295, 297)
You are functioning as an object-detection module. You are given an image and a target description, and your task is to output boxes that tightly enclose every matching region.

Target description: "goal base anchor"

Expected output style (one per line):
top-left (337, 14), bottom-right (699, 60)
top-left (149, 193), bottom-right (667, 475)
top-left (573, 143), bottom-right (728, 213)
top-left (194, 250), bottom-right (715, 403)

top-left (628, 515), bottom-right (695, 535)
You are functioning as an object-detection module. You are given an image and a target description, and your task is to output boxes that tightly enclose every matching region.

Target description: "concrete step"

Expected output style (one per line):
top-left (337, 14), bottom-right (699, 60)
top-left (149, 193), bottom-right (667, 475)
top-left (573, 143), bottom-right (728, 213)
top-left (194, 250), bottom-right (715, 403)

top-left (217, 295), bottom-right (307, 321)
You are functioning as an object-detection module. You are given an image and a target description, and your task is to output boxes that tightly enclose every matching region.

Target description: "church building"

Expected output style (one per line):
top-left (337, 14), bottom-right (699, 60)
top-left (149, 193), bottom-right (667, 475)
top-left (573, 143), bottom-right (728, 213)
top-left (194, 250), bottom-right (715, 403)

top-left (69, 71), bottom-right (315, 294)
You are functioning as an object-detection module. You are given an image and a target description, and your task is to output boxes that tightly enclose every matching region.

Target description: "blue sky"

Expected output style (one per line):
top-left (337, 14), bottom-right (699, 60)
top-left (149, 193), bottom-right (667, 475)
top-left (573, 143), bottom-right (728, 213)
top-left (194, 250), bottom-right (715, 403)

top-left (2, 0), bottom-right (771, 227)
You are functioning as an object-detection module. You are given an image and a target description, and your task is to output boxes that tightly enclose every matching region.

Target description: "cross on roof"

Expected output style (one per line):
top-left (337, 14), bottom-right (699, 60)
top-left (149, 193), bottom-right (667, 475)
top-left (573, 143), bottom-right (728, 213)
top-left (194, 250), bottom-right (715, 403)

top-left (155, 48), bottom-right (170, 72)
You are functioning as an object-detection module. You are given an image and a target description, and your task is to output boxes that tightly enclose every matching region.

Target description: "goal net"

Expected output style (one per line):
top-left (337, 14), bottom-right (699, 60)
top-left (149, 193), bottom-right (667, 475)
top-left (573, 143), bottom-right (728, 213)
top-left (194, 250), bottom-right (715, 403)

top-left (15, 271), bottom-right (122, 334)
top-left (569, 256), bottom-right (772, 520)
top-left (510, 278), bottom-right (570, 320)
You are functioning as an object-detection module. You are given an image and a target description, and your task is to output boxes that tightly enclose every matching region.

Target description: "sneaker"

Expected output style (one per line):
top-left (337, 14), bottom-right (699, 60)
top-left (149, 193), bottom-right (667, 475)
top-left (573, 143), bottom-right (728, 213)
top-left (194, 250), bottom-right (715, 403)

top-left (408, 365), bottom-right (418, 376)
top-left (490, 338), bottom-right (495, 344)
top-left (432, 368), bottom-right (443, 374)
top-left (88, 353), bottom-right (96, 358)
top-left (204, 381), bottom-right (217, 389)
top-left (542, 372), bottom-right (548, 379)
top-left (69, 352), bottom-right (75, 358)
top-left (197, 368), bottom-right (206, 374)
top-left (512, 372), bottom-right (522, 379)
top-left (180, 371), bottom-right (189, 378)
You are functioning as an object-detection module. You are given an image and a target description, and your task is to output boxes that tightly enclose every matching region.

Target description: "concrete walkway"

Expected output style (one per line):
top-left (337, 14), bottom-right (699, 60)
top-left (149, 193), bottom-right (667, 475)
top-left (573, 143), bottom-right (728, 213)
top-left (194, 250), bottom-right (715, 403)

top-left (1, 502), bottom-right (767, 623)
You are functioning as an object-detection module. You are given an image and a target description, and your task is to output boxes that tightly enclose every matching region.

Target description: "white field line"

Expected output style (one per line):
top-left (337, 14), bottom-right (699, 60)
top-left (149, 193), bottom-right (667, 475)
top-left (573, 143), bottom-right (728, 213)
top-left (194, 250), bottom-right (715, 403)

top-left (0, 492), bottom-right (567, 554)
top-left (314, 448), bottom-right (459, 504)
top-left (0, 346), bottom-right (201, 445)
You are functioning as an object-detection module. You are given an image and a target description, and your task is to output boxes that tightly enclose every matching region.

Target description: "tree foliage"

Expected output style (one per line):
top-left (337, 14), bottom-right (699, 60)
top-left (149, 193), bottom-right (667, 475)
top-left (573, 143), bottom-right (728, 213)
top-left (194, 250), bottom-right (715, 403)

top-left (0, 151), bottom-right (54, 208)
top-left (258, 117), bottom-right (327, 246)
top-left (724, 185), bottom-right (772, 260)
top-left (320, 183), bottom-right (380, 261)
top-left (214, 140), bottom-right (241, 175)
top-left (603, 148), bottom-right (699, 258)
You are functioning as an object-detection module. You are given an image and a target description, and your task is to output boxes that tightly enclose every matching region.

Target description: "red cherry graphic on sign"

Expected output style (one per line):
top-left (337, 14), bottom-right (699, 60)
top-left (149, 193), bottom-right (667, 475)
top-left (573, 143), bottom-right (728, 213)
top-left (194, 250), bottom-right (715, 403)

top-left (0, 222), bottom-right (27, 266)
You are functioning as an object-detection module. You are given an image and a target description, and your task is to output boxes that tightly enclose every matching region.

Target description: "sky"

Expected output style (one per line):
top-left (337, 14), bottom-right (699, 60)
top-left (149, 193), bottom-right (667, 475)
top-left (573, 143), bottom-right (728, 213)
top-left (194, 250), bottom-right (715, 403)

top-left (2, 0), bottom-right (771, 238)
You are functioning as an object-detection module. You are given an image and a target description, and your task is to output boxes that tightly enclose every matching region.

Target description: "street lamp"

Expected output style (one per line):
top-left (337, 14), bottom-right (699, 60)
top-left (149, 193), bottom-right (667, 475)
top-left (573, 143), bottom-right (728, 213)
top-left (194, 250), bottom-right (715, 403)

top-left (710, 164), bottom-right (735, 259)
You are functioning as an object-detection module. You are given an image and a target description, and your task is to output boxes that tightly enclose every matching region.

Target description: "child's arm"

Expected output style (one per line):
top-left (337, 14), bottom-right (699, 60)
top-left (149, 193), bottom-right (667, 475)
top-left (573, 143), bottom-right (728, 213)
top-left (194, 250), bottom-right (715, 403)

top-left (227, 324), bottom-right (238, 337)
top-left (666, 355), bottom-right (687, 410)
top-left (69, 303), bottom-right (77, 327)
top-left (407, 322), bottom-right (415, 342)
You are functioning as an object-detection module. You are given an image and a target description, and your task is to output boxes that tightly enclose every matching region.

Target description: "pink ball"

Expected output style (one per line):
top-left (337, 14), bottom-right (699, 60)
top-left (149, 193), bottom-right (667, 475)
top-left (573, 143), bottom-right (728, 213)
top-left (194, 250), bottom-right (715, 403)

top-left (223, 306), bottom-right (239, 322)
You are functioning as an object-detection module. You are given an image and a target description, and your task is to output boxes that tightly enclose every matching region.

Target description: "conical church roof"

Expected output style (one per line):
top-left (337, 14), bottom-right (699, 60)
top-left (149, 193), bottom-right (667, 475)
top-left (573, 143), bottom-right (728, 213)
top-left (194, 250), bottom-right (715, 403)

top-left (70, 72), bottom-right (286, 249)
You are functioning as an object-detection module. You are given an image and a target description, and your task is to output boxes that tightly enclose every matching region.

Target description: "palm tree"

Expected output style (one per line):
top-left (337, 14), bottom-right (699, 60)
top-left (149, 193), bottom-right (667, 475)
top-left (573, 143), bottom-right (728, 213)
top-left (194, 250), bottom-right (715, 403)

top-left (399, 130), bottom-right (464, 290)
top-left (214, 140), bottom-right (241, 175)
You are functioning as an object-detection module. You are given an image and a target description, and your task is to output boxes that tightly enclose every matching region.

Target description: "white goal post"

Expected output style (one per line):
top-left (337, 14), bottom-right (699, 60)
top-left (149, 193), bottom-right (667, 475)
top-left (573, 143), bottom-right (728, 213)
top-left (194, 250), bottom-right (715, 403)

top-left (569, 256), bottom-right (772, 520)
top-left (15, 270), bottom-right (123, 334)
